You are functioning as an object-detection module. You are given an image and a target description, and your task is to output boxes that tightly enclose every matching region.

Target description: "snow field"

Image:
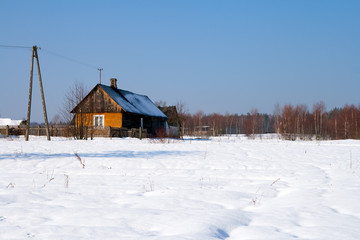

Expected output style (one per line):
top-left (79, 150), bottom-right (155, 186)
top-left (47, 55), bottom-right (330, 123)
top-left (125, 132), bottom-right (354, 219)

top-left (0, 135), bottom-right (360, 239)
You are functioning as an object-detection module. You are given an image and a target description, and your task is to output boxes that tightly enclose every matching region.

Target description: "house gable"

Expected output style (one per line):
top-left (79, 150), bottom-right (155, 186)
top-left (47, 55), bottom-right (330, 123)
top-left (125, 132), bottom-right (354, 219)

top-left (71, 85), bottom-right (122, 113)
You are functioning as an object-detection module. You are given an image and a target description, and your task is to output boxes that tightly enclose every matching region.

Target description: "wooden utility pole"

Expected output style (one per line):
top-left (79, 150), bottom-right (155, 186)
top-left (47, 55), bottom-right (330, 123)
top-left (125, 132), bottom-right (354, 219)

top-left (25, 47), bottom-right (35, 141)
top-left (25, 46), bottom-right (51, 141)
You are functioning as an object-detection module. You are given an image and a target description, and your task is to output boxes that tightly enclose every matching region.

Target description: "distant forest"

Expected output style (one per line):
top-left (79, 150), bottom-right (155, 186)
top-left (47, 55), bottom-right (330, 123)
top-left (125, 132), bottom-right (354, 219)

top-left (176, 102), bottom-right (360, 140)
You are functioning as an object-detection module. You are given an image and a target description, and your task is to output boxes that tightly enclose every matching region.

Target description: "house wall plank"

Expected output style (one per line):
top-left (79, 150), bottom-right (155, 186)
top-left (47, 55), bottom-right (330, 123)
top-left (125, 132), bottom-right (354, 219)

top-left (75, 112), bottom-right (122, 128)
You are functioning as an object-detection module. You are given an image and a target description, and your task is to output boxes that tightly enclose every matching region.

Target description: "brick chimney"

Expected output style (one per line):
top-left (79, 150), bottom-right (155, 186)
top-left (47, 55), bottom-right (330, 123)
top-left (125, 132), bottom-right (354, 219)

top-left (110, 78), bottom-right (117, 88)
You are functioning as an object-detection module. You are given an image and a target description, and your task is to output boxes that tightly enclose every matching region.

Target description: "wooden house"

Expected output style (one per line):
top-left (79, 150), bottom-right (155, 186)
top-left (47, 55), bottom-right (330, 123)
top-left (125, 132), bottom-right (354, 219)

top-left (71, 78), bottom-right (168, 136)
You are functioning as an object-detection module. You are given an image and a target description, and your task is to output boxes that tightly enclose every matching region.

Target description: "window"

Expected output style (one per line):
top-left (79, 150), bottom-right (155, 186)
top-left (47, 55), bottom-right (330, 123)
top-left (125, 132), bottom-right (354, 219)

top-left (93, 115), bottom-right (104, 127)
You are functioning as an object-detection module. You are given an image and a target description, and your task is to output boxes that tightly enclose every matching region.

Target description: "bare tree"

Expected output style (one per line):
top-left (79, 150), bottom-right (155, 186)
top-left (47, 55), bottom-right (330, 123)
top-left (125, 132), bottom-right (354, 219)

top-left (154, 100), bottom-right (167, 108)
top-left (328, 107), bottom-right (340, 139)
top-left (243, 108), bottom-right (264, 138)
top-left (313, 101), bottom-right (326, 139)
top-left (50, 114), bottom-right (62, 125)
top-left (295, 104), bottom-right (308, 139)
top-left (224, 112), bottom-right (236, 135)
top-left (176, 101), bottom-right (188, 137)
top-left (193, 111), bottom-right (204, 136)
top-left (273, 103), bottom-right (281, 134)
top-left (209, 113), bottom-right (223, 136)
top-left (59, 81), bottom-right (88, 124)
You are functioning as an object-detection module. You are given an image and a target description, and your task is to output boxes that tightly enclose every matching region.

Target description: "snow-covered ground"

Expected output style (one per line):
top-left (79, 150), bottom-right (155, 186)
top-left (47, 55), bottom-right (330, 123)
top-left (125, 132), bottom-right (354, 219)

top-left (0, 135), bottom-right (360, 239)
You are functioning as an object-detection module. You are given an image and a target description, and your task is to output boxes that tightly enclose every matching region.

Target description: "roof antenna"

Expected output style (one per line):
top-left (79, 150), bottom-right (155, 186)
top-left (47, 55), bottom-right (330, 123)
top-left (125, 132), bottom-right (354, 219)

top-left (98, 68), bottom-right (103, 84)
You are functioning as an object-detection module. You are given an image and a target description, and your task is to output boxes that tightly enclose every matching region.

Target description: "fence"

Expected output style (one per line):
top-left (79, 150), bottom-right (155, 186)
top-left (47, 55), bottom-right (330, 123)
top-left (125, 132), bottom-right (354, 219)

top-left (0, 125), bottom-right (147, 139)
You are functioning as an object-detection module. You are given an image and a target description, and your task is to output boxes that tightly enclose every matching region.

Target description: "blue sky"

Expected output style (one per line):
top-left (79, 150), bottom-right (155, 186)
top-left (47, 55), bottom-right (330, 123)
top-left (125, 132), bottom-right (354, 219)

top-left (1, 1), bottom-right (359, 122)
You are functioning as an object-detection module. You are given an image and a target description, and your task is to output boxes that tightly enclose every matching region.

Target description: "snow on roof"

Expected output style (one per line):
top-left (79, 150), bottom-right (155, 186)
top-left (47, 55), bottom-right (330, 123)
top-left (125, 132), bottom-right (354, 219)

top-left (0, 118), bottom-right (22, 126)
top-left (100, 85), bottom-right (168, 119)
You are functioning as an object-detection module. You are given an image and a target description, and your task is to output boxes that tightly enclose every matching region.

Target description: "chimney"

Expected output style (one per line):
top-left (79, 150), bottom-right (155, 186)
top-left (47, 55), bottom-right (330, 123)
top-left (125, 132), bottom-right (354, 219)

top-left (110, 78), bottom-right (117, 88)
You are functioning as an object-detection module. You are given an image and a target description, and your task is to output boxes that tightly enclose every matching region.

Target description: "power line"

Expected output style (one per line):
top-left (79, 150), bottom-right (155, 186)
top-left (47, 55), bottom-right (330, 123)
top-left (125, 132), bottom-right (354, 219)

top-left (1, 44), bottom-right (103, 82)
top-left (41, 48), bottom-right (100, 70)
top-left (1, 44), bottom-right (101, 70)
top-left (0, 44), bottom-right (32, 49)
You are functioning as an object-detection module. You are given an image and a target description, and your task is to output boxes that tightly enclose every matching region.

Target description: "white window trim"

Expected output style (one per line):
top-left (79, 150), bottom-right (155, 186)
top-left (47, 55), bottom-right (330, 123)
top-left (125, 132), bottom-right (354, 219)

top-left (93, 115), bottom-right (104, 128)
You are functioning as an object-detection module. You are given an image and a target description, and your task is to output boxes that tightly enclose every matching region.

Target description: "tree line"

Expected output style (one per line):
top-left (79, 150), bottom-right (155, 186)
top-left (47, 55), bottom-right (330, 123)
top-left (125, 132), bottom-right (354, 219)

top-left (177, 102), bottom-right (360, 140)
top-left (58, 83), bottom-right (359, 140)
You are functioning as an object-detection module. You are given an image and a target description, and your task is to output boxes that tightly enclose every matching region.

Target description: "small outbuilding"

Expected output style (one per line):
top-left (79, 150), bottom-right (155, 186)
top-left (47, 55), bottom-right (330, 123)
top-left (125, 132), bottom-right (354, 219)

top-left (158, 106), bottom-right (182, 138)
top-left (71, 78), bottom-right (168, 136)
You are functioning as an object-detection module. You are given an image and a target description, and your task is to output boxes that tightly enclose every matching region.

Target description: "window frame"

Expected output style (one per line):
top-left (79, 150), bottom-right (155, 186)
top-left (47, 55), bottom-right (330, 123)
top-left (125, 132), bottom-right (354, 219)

top-left (93, 115), bottom-right (104, 128)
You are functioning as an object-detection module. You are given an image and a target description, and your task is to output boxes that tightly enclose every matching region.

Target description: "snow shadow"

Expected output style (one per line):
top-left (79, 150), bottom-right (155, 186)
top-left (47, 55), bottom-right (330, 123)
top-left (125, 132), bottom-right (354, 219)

top-left (214, 228), bottom-right (229, 239)
top-left (183, 138), bottom-right (211, 142)
top-left (80, 150), bottom-right (199, 159)
top-left (0, 150), bottom-right (198, 161)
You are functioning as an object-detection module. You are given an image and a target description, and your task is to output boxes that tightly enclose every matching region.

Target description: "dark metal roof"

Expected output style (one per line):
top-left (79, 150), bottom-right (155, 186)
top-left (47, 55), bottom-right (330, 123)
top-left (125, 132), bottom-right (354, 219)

top-left (100, 84), bottom-right (167, 119)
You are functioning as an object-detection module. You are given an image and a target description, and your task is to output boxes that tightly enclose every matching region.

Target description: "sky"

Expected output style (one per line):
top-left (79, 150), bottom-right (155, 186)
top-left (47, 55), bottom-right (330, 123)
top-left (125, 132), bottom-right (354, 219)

top-left (1, 0), bottom-right (359, 122)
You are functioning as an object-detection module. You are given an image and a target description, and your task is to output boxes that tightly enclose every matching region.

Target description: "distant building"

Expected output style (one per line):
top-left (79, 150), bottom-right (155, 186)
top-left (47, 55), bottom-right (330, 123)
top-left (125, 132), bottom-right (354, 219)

top-left (71, 78), bottom-right (168, 136)
top-left (0, 118), bottom-right (22, 126)
top-left (158, 106), bottom-right (182, 138)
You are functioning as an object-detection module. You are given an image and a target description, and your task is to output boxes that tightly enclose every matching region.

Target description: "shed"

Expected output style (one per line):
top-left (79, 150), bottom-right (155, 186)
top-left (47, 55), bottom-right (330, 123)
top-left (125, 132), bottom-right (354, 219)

top-left (158, 106), bottom-right (182, 138)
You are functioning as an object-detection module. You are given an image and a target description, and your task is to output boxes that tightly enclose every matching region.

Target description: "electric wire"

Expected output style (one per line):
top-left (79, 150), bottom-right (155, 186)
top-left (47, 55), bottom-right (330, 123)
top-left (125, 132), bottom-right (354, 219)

top-left (41, 48), bottom-right (100, 70)
top-left (0, 44), bottom-right (32, 49)
top-left (0, 45), bottom-right (101, 70)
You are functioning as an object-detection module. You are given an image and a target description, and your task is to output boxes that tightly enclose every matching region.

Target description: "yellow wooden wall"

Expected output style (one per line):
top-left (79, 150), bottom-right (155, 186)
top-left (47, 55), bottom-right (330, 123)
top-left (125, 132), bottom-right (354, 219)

top-left (75, 112), bottom-right (122, 128)
top-left (103, 113), bottom-right (122, 127)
